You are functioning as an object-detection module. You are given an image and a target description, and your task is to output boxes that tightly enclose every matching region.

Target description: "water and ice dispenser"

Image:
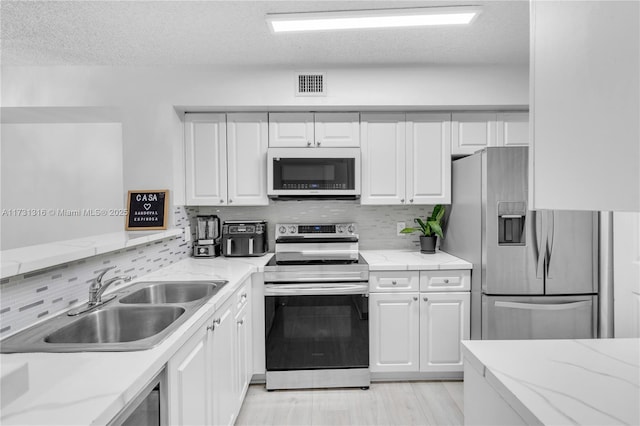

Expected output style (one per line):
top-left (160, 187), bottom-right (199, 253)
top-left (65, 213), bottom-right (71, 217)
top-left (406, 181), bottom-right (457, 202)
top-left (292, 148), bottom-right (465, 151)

top-left (497, 202), bottom-right (526, 245)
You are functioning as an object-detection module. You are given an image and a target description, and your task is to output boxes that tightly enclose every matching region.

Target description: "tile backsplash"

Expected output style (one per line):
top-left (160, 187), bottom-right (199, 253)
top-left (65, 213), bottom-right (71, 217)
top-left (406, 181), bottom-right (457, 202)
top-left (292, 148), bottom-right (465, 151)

top-left (1, 202), bottom-right (437, 338)
top-left (0, 206), bottom-right (192, 338)
top-left (196, 200), bottom-right (436, 250)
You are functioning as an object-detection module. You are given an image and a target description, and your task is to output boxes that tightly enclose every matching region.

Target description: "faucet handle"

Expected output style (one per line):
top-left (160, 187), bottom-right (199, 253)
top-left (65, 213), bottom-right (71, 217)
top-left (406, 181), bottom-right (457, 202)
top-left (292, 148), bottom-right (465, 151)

top-left (95, 266), bottom-right (116, 284)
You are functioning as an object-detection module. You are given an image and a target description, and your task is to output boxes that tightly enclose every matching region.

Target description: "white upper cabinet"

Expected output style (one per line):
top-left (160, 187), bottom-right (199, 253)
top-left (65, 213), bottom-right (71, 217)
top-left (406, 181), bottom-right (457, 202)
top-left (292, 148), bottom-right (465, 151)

top-left (268, 112), bottom-right (359, 147)
top-left (530, 1), bottom-right (639, 211)
top-left (361, 112), bottom-right (451, 205)
top-left (184, 113), bottom-right (228, 205)
top-left (226, 113), bottom-right (269, 206)
top-left (268, 112), bottom-right (314, 148)
top-left (496, 112), bottom-right (529, 147)
top-left (314, 112), bottom-right (360, 147)
top-left (406, 113), bottom-right (451, 205)
top-left (185, 113), bottom-right (268, 206)
top-left (451, 112), bottom-right (497, 156)
top-left (361, 113), bottom-right (406, 204)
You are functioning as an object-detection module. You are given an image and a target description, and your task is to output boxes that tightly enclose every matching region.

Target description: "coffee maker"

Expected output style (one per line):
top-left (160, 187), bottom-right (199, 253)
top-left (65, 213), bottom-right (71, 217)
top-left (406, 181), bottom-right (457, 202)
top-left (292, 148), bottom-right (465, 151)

top-left (193, 215), bottom-right (221, 257)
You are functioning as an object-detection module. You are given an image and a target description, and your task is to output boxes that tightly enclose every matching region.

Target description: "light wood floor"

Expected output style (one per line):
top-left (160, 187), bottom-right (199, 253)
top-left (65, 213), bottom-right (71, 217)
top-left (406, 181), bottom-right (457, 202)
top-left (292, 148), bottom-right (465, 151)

top-left (236, 381), bottom-right (464, 426)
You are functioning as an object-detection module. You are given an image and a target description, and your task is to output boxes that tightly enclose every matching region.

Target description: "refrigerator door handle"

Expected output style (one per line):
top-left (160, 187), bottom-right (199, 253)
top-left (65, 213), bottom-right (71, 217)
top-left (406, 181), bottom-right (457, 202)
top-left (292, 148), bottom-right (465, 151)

top-left (546, 210), bottom-right (555, 278)
top-left (532, 210), bottom-right (546, 279)
top-left (495, 300), bottom-right (592, 311)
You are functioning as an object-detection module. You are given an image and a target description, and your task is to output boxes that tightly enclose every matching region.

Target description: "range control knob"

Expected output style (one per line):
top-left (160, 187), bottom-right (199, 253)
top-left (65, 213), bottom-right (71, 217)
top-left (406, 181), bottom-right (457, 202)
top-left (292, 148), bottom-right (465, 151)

top-left (288, 226), bottom-right (297, 234)
top-left (337, 225), bottom-right (346, 233)
top-left (278, 226), bottom-right (286, 234)
top-left (347, 225), bottom-right (355, 233)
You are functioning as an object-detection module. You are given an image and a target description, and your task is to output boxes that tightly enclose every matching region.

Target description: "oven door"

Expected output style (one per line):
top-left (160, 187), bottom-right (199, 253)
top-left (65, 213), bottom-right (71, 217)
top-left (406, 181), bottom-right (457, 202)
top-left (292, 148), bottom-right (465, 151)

top-left (264, 283), bottom-right (369, 372)
top-left (267, 148), bottom-right (361, 197)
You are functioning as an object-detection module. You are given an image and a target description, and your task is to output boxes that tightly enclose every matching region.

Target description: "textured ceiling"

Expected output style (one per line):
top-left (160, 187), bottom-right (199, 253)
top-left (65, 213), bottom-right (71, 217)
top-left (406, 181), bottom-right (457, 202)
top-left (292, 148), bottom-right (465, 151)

top-left (1, 0), bottom-right (529, 67)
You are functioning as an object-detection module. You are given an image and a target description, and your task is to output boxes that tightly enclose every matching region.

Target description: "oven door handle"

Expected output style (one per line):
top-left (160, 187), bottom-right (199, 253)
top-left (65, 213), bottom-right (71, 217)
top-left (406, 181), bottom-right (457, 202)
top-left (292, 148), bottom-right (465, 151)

top-left (265, 283), bottom-right (369, 296)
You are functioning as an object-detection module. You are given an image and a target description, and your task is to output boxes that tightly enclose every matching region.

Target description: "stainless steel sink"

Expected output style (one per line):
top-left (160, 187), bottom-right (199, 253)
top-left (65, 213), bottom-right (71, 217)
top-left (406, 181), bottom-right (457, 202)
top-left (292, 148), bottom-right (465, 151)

top-left (0, 280), bottom-right (228, 353)
top-left (45, 306), bottom-right (185, 344)
top-left (119, 282), bottom-right (221, 304)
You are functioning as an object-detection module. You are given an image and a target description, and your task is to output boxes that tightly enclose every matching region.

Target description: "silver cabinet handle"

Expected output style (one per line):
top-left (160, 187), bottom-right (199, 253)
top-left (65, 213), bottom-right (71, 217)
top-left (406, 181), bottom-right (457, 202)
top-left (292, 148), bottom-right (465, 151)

top-left (444, 279), bottom-right (449, 283)
top-left (229, 199), bottom-right (233, 204)
top-left (307, 141), bottom-right (312, 147)
top-left (317, 141), bottom-right (321, 146)
top-left (207, 324), bottom-right (215, 332)
top-left (237, 319), bottom-right (244, 325)
top-left (423, 297), bottom-right (428, 301)
top-left (410, 199), bottom-right (414, 203)
top-left (214, 318), bottom-right (221, 325)
top-left (220, 199), bottom-right (224, 204)
top-left (400, 199), bottom-right (405, 203)
top-left (413, 296), bottom-right (418, 301)
top-left (392, 280), bottom-right (397, 285)
top-left (241, 293), bottom-right (247, 299)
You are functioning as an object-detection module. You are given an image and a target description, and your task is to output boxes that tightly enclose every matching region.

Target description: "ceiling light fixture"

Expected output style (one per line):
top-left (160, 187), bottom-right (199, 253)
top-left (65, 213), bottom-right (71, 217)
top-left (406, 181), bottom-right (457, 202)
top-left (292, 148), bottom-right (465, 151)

top-left (266, 6), bottom-right (481, 33)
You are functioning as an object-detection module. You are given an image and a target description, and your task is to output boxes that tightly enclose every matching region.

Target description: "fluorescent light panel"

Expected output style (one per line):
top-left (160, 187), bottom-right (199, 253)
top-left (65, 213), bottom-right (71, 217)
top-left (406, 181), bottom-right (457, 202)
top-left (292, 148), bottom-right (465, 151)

top-left (267, 7), bottom-right (481, 33)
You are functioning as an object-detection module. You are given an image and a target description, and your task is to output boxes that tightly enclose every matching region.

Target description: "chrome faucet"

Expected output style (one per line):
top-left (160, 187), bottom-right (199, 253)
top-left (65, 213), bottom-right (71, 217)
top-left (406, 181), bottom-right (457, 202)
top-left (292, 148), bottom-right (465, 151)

top-left (68, 266), bottom-right (131, 316)
top-left (88, 266), bottom-right (132, 306)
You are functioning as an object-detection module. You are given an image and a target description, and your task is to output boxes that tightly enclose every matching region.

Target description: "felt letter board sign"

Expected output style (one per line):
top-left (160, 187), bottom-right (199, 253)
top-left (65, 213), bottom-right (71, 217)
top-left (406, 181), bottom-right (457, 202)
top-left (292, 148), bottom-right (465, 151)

top-left (126, 190), bottom-right (168, 230)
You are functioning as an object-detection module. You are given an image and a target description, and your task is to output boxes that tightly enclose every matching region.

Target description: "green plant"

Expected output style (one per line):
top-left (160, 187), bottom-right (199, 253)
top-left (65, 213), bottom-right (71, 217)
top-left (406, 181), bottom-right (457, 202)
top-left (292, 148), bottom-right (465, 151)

top-left (400, 204), bottom-right (446, 239)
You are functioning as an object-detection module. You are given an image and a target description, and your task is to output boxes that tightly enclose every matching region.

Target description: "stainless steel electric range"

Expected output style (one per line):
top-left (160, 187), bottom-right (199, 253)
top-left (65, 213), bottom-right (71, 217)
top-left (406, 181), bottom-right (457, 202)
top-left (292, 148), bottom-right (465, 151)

top-left (263, 223), bottom-right (370, 390)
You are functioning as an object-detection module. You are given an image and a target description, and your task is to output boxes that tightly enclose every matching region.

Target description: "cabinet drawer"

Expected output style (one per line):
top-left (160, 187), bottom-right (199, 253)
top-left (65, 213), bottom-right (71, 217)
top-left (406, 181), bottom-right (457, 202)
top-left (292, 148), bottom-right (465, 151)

top-left (370, 271), bottom-right (419, 292)
top-left (420, 270), bottom-right (470, 292)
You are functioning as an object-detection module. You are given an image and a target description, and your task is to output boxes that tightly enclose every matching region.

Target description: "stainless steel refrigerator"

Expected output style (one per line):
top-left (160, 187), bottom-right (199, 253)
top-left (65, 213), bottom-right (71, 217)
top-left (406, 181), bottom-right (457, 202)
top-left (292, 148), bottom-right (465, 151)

top-left (441, 147), bottom-right (598, 340)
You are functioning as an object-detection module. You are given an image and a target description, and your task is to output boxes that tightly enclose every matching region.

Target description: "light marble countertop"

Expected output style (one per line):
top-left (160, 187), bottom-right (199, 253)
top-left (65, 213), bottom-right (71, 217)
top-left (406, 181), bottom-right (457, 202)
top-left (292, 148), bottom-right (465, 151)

top-left (0, 254), bottom-right (272, 426)
top-left (462, 338), bottom-right (640, 426)
top-left (360, 249), bottom-right (472, 270)
top-left (0, 229), bottom-right (183, 279)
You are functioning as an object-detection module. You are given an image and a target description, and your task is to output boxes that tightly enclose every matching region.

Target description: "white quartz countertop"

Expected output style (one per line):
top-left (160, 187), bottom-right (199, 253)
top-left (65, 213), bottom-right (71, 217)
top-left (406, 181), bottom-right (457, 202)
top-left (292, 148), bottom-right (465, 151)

top-left (360, 249), bottom-right (472, 270)
top-left (0, 254), bottom-right (272, 426)
top-left (462, 338), bottom-right (640, 426)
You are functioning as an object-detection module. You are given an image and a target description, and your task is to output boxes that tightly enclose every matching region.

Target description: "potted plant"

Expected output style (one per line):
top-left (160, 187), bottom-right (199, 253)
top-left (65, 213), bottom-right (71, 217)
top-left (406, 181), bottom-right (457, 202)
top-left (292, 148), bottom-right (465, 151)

top-left (400, 204), bottom-right (446, 254)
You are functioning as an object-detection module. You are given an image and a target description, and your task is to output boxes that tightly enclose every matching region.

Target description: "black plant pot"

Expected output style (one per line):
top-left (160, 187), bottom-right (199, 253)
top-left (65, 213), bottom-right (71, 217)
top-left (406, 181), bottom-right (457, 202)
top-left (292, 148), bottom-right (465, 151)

top-left (419, 236), bottom-right (437, 254)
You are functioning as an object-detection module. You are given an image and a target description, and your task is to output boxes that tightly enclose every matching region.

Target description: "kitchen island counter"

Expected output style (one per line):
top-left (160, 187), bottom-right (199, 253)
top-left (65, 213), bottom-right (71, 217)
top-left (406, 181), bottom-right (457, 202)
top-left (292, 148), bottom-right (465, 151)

top-left (462, 338), bottom-right (640, 425)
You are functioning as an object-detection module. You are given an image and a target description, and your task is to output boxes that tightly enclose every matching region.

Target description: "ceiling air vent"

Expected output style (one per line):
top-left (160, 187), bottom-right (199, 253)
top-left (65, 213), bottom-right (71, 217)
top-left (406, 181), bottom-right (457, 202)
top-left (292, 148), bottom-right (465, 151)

top-left (295, 73), bottom-right (326, 96)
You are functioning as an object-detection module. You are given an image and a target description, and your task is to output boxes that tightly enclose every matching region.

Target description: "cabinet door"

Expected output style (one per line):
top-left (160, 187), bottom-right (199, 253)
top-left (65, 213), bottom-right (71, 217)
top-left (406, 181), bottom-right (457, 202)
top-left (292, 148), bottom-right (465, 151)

top-left (451, 113), bottom-right (497, 156)
top-left (184, 113), bottom-right (228, 205)
top-left (234, 302), bottom-right (251, 411)
top-left (314, 112), bottom-right (360, 147)
top-left (360, 113), bottom-right (406, 205)
top-left (496, 112), bottom-right (529, 147)
top-left (227, 113), bottom-right (269, 206)
top-left (210, 301), bottom-right (236, 426)
top-left (268, 112), bottom-right (314, 148)
top-left (406, 113), bottom-right (451, 205)
top-left (369, 292), bottom-right (419, 372)
top-left (420, 292), bottom-right (470, 372)
top-left (167, 321), bottom-right (211, 426)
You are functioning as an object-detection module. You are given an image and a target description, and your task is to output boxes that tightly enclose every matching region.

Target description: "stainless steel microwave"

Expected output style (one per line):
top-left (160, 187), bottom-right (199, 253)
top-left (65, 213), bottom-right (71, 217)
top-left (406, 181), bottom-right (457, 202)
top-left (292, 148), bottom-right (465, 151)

top-left (267, 148), bottom-right (361, 198)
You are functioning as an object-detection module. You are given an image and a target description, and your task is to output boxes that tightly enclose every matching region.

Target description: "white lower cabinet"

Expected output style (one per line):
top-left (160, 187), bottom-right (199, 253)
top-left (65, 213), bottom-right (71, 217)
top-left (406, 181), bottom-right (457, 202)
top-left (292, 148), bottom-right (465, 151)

top-left (168, 278), bottom-right (252, 426)
top-left (369, 292), bottom-right (420, 372)
top-left (419, 292), bottom-right (470, 372)
top-left (369, 270), bottom-right (470, 375)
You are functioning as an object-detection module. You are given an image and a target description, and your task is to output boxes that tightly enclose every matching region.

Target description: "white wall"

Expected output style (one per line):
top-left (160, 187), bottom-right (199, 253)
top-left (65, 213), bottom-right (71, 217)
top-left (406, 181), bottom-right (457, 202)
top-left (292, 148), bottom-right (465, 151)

top-left (1, 64), bottom-right (529, 208)
top-left (1, 122), bottom-right (124, 249)
top-left (613, 212), bottom-right (640, 337)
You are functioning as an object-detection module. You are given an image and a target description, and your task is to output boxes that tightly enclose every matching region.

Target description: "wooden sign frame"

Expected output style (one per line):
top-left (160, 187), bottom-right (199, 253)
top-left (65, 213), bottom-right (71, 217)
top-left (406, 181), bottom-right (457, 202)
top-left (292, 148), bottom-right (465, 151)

top-left (126, 189), bottom-right (169, 231)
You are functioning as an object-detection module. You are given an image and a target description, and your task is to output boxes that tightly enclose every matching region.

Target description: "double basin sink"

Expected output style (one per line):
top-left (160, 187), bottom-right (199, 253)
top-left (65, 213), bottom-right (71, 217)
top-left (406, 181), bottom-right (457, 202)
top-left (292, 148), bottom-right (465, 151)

top-left (0, 280), bottom-right (228, 353)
